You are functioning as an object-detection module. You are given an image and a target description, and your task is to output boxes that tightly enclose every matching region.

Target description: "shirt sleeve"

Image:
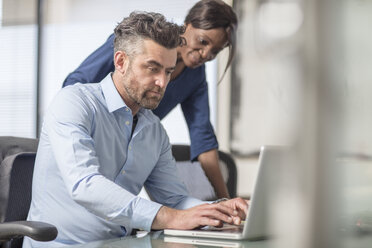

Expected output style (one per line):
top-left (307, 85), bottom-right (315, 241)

top-left (44, 88), bottom-right (162, 232)
top-left (181, 71), bottom-right (219, 161)
top-left (62, 34), bottom-right (115, 87)
top-left (144, 127), bottom-right (205, 211)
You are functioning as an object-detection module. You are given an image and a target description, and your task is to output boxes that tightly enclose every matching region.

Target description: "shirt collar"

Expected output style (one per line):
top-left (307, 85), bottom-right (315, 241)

top-left (101, 73), bottom-right (127, 113)
top-left (100, 74), bottom-right (157, 124)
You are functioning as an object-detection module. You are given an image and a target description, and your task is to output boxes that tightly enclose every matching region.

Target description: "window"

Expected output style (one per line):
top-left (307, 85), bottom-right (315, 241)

top-left (0, 0), bottom-right (37, 137)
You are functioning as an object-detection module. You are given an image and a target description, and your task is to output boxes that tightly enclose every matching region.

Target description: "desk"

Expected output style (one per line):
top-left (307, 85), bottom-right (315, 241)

top-left (66, 231), bottom-right (272, 248)
top-left (64, 231), bottom-right (372, 248)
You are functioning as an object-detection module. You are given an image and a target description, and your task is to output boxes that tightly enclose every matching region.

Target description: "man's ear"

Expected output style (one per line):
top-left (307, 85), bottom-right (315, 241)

top-left (114, 51), bottom-right (129, 74)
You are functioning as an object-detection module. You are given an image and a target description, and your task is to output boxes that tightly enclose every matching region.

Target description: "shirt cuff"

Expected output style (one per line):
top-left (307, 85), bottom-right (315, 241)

top-left (130, 197), bottom-right (163, 231)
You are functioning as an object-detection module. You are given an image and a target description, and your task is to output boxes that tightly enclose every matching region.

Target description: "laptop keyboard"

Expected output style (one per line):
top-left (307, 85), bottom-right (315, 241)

top-left (201, 223), bottom-right (244, 233)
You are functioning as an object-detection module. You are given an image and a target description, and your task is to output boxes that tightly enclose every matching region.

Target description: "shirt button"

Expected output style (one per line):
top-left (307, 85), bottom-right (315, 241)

top-left (129, 146), bottom-right (132, 150)
top-left (125, 107), bottom-right (129, 112)
top-left (122, 170), bottom-right (126, 175)
top-left (125, 121), bottom-right (130, 125)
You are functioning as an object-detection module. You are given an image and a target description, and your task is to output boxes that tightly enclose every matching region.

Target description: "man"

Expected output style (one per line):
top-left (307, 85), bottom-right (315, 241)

top-left (23, 12), bottom-right (247, 248)
top-left (62, 0), bottom-right (239, 200)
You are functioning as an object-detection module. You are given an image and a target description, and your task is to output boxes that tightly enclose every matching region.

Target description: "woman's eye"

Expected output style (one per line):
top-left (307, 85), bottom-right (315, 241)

top-left (199, 38), bottom-right (208, 46)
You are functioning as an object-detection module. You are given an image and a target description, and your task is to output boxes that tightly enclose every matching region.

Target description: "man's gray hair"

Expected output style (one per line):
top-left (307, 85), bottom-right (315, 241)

top-left (114, 11), bottom-right (185, 57)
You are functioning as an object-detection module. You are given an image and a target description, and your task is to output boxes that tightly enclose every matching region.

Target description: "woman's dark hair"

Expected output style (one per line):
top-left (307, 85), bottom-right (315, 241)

top-left (114, 11), bottom-right (185, 56)
top-left (185, 0), bottom-right (238, 81)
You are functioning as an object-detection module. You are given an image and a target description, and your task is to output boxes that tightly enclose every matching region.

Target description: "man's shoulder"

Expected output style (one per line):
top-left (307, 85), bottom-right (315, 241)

top-left (51, 83), bottom-right (103, 111)
top-left (58, 83), bottom-right (102, 101)
top-left (62, 82), bottom-right (101, 94)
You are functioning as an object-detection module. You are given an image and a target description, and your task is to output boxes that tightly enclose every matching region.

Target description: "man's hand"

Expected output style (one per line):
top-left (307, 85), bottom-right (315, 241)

top-left (152, 197), bottom-right (248, 230)
top-left (218, 198), bottom-right (248, 225)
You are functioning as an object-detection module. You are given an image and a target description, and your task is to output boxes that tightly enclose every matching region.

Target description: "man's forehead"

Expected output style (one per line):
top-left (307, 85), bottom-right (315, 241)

top-left (138, 40), bottom-right (177, 66)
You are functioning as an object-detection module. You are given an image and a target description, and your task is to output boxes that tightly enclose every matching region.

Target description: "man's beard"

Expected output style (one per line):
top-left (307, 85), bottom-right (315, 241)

top-left (123, 74), bottom-right (164, 110)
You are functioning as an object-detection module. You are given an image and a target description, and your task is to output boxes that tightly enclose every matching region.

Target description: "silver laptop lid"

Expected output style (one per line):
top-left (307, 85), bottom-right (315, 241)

top-left (243, 145), bottom-right (288, 240)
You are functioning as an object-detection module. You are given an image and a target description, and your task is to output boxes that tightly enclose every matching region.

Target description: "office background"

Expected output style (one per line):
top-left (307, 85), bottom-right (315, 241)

top-left (1, 1), bottom-right (372, 247)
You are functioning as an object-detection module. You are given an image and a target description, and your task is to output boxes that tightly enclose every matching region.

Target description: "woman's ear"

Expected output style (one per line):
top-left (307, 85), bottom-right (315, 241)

top-left (114, 51), bottom-right (129, 75)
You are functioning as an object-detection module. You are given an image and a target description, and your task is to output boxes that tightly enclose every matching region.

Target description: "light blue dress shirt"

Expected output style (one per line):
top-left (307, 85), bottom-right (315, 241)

top-left (23, 74), bottom-right (204, 247)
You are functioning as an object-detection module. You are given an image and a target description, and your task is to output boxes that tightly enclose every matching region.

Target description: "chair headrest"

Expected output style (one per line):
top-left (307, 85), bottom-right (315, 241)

top-left (0, 136), bottom-right (38, 162)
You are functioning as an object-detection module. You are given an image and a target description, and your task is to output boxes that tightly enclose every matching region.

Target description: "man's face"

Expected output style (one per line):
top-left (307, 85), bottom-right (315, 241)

top-left (119, 40), bottom-right (177, 110)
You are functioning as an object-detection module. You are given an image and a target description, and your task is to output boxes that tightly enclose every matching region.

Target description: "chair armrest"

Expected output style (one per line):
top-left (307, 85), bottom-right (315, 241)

top-left (0, 221), bottom-right (57, 242)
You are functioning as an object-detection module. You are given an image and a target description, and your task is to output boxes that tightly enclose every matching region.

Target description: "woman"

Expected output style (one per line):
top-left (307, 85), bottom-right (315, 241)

top-left (63, 0), bottom-right (238, 199)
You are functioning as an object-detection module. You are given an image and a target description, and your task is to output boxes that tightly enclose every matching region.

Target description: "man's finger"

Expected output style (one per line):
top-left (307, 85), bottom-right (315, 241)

top-left (213, 203), bottom-right (239, 217)
top-left (200, 209), bottom-right (234, 224)
top-left (233, 216), bottom-right (242, 225)
top-left (198, 217), bottom-right (222, 227)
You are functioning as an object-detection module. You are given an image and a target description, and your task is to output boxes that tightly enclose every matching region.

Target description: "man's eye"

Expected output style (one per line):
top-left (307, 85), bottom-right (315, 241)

top-left (149, 67), bottom-right (158, 72)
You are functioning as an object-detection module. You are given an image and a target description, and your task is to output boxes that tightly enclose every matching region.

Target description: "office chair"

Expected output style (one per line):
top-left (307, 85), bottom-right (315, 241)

top-left (0, 136), bottom-right (38, 166)
top-left (171, 145), bottom-right (238, 199)
top-left (0, 150), bottom-right (57, 248)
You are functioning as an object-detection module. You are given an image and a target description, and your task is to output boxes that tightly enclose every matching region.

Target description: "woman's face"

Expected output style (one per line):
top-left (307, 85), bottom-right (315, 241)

top-left (178, 24), bottom-right (228, 68)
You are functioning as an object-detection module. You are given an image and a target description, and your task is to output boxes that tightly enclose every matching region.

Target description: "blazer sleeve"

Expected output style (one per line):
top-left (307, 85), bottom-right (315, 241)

top-left (181, 71), bottom-right (218, 161)
top-left (62, 34), bottom-right (115, 87)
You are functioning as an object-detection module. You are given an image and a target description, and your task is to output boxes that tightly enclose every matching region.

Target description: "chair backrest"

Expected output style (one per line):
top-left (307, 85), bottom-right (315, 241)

top-left (0, 136), bottom-right (38, 223)
top-left (0, 137), bottom-right (57, 247)
top-left (0, 152), bottom-right (36, 223)
top-left (0, 152), bottom-right (37, 248)
top-left (171, 145), bottom-right (237, 198)
top-left (0, 137), bottom-right (38, 165)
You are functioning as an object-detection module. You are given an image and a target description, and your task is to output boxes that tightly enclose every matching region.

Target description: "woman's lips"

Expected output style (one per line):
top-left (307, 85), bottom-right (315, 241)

top-left (190, 53), bottom-right (202, 66)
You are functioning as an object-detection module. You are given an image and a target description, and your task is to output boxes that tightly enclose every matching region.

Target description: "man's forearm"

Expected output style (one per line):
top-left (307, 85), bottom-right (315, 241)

top-left (198, 149), bottom-right (230, 199)
top-left (152, 206), bottom-right (178, 230)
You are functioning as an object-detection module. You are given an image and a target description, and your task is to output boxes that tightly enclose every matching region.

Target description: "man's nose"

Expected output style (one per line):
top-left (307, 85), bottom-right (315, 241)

top-left (155, 72), bottom-right (168, 88)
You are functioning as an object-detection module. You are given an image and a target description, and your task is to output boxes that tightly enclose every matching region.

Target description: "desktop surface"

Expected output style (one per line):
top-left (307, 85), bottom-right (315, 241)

top-left (62, 230), bottom-right (372, 248)
top-left (64, 231), bottom-right (272, 248)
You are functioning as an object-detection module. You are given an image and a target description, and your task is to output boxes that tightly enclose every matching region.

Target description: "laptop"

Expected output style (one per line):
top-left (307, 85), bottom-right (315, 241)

top-left (164, 236), bottom-right (243, 247)
top-left (164, 146), bottom-right (286, 240)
